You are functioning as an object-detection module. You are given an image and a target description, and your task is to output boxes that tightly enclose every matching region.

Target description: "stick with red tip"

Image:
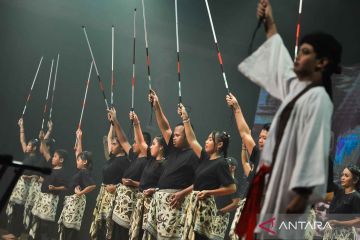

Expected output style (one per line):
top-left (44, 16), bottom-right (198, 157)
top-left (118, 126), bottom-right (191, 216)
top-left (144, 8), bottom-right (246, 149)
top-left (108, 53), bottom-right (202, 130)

top-left (49, 53), bottom-right (59, 120)
top-left (21, 56), bottom-right (43, 117)
top-left (131, 9), bottom-right (137, 113)
top-left (41, 59), bottom-right (54, 130)
top-left (294, 0), bottom-right (303, 61)
top-left (204, 0), bottom-right (230, 95)
top-left (111, 25), bottom-right (115, 106)
top-left (82, 26), bottom-right (110, 110)
top-left (142, 0), bottom-right (152, 91)
top-left (75, 61), bottom-right (93, 148)
top-left (175, 0), bottom-right (182, 104)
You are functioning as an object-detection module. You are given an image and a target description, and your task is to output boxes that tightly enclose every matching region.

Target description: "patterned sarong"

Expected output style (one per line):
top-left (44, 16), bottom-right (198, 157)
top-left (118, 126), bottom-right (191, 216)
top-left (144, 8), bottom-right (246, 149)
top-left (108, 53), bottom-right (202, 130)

top-left (89, 184), bottom-right (116, 239)
top-left (29, 192), bottom-right (59, 239)
top-left (112, 184), bottom-right (139, 229)
top-left (6, 176), bottom-right (31, 223)
top-left (143, 189), bottom-right (189, 240)
top-left (24, 177), bottom-right (42, 230)
top-left (229, 198), bottom-right (246, 240)
top-left (129, 192), bottom-right (153, 240)
top-left (323, 225), bottom-right (357, 240)
top-left (58, 194), bottom-right (86, 240)
top-left (181, 191), bottom-right (229, 240)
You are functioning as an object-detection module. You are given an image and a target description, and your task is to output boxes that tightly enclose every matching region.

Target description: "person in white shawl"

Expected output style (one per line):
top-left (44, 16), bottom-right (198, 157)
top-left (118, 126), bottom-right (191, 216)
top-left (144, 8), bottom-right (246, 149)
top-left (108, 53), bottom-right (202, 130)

top-left (234, 0), bottom-right (342, 239)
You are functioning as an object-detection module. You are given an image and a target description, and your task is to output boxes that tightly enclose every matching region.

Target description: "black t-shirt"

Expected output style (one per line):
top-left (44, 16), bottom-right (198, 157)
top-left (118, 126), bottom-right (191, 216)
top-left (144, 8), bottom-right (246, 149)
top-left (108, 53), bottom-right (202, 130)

top-left (215, 178), bottom-right (241, 210)
top-left (193, 150), bottom-right (234, 191)
top-left (23, 153), bottom-right (47, 176)
top-left (139, 158), bottom-right (166, 191)
top-left (66, 168), bottom-right (95, 195)
top-left (41, 167), bottom-right (67, 195)
top-left (123, 148), bottom-right (148, 181)
top-left (102, 155), bottom-right (130, 184)
top-left (246, 146), bottom-right (260, 182)
top-left (157, 134), bottom-right (199, 190)
top-left (328, 183), bottom-right (360, 221)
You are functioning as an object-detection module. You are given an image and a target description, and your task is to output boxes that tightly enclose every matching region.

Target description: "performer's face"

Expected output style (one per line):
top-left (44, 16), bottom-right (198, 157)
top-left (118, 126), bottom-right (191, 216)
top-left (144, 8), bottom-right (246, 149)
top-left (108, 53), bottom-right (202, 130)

top-left (205, 134), bottom-right (215, 154)
top-left (25, 142), bottom-right (36, 153)
top-left (76, 156), bottom-right (87, 169)
top-left (52, 152), bottom-right (63, 166)
top-left (150, 138), bottom-right (163, 158)
top-left (341, 168), bottom-right (355, 189)
top-left (294, 43), bottom-right (319, 79)
top-left (258, 130), bottom-right (268, 151)
top-left (111, 138), bottom-right (122, 155)
top-left (173, 125), bottom-right (186, 148)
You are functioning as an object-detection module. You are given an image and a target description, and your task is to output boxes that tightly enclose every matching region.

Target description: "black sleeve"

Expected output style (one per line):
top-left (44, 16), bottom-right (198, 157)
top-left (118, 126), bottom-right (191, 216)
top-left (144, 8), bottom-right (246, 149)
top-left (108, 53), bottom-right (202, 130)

top-left (128, 147), bottom-right (136, 161)
top-left (217, 160), bottom-right (235, 187)
top-left (352, 192), bottom-right (360, 214)
top-left (165, 133), bottom-right (175, 153)
top-left (249, 146), bottom-right (259, 165)
top-left (81, 170), bottom-right (96, 188)
top-left (332, 182), bottom-right (342, 197)
top-left (231, 179), bottom-right (241, 199)
top-left (199, 149), bottom-right (208, 161)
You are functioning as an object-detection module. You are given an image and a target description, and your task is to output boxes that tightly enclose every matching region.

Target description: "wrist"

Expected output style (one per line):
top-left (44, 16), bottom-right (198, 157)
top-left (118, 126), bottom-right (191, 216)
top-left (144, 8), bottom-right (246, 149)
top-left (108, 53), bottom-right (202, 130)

top-left (182, 118), bottom-right (190, 123)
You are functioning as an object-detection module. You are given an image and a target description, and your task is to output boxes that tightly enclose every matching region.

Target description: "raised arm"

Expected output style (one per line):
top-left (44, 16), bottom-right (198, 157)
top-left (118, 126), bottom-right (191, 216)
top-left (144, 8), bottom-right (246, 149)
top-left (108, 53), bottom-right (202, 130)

top-left (257, 0), bottom-right (277, 39)
top-left (149, 90), bottom-right (172, 145)
top-left (178, 104), bottom-right (202, 158)
top-left (75, 129), bottom-right (83, 158)
top-left (130, 111), bottom-right (148, 157)
top-left (241, 143), bottom-right (252, 177)
top-left (226, 93), bottom-right (256, 155)
top-left (238, 0), bottom-right (295, 101)
top-left (106, 124), bottom-right (114, 155)
top-left (44, 120), bottom-right (53, 140)
top-left (18, 118), bottom-right (27, 153)
top-left (39, 130), bottom-right (51, 161)
top-left (103, 136), bottom-right (110, 160)
top-left (107, 107), bottom-right (131, 154)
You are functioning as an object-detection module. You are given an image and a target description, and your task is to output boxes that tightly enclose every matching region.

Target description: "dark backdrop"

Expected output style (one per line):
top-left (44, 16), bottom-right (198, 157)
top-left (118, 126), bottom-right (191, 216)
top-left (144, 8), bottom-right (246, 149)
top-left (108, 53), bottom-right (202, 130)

top-left (1, 0), bottom-right (359, 239)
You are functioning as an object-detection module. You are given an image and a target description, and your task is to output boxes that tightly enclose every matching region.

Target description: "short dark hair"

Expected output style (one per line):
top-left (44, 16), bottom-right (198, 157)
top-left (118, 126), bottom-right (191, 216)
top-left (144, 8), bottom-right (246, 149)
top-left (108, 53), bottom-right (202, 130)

top-left (262, 123), bottom-right (271, 132)
top-left (211, 131), bottom-right (230, 158)
top-left (54, 149), bottom-right (68, 162)
top-left (77, 151), bottom-right (93, 171)
top-left (346, 165), bottom-right (360, 191)
top-left (300, 32), bottom-right (342, 99)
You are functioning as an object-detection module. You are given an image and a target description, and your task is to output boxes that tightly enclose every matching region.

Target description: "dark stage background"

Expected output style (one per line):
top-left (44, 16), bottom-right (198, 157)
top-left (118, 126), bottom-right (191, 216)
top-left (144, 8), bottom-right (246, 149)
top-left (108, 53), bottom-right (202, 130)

top-left (1, 0), bottom-right (359, 239)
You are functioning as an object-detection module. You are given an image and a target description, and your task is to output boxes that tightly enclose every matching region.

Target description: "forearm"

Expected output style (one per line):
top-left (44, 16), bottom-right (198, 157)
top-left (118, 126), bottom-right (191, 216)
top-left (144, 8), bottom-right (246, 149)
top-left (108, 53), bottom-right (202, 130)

top-left (19, 128), bottom-right (27, 151)
top-left (241, 148), bottom-right (251, 177)
top-left (153, 101), bottom-right (171, 134)
top-left (44, 128), bottom-right (52, 140)
top-left (207, 184), bottom-right (236, 197)
top-left (54, 186), bottom-right (66, 191)
top-left (336, 218), bottom-right (360, 227)
top-left (233, 106), bottom-right (251, 138)
top-left (265, 19), bottom-right (278, 39)
top-left (112, 119), bottom-right (131, 151)
top-left (183, 120), bottom-right (202, 157)
top-left (79, 185), bottom-right (96, 195)
top-left (220, 199), bottom-right (240, 213)
top-left (75, 136), bottom-right (83, 157)
top-left (134, 123), bottom-right (148, 154)
top-left (180, 185), bottom-right (194, 197)
top-left (103, 136), bottom-right (110, 160)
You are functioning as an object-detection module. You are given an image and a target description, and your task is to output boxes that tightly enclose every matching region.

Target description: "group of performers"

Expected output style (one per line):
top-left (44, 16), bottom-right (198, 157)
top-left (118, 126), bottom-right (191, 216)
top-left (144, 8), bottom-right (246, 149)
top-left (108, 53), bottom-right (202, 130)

top-left (2, 0), bottom-right (360, 239)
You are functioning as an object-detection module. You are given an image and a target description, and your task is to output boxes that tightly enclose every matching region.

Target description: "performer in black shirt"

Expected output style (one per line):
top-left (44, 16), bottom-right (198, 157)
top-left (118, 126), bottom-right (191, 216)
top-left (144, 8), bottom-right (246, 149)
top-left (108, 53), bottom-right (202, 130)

top-left (178, 103), bottom-right (236, 240)
top-left (89, 123), bottom-right (129, 240)
top-left (143, 90), bottom-right (199, 239)
top-left (107, 108), bottom-right (151, 239)
top-left (323, 165), bottom-right (360, 240)
top-left (58, 129), bottom-right (96, 240)
top-left (129, 112), bottom-right (167, 240)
